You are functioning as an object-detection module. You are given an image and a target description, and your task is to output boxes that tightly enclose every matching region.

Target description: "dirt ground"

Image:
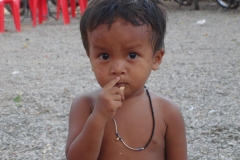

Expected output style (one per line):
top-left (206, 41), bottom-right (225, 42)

top-left (0, 1), bottom-right (240, 160)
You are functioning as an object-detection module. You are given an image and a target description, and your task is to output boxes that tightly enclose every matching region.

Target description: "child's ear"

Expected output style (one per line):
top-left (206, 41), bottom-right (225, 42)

top-left (152, 50), bottom-right (164, 71)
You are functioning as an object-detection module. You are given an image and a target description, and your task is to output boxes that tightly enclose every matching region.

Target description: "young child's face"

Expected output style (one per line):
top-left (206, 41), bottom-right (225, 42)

top-left (87, 18), bottom-right (164, 97)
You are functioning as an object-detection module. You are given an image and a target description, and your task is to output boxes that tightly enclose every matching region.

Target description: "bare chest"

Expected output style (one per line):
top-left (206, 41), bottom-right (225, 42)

top-left (98, 102), bottom-right (166, 160)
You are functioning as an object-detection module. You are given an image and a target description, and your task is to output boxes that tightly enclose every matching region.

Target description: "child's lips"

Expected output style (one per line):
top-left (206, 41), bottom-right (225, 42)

top-left (115, 82), bottom-right (127, 88)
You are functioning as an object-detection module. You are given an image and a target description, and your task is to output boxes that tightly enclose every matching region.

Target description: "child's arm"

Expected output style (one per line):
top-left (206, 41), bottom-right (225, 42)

top-left (164, 101), bottom-right (188, 160)
top-left (65, 77), bottom-right (124, 160)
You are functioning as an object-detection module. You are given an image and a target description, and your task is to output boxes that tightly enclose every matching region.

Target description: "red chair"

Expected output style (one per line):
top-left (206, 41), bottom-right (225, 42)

top-left (78, 0), bottom-right (87, 14)
top-left (0, 0), bottom-right (21, 32)
top-left (28, 0), bottom-right (48, 27)
top-left (69, 0), bottom-right (87, 18)
top-left (57, 0), bottom-right (87, 19)
top-left (56, 0), bottom-right (70, 25)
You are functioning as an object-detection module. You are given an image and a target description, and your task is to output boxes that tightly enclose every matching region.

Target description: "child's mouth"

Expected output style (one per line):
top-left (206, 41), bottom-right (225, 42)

top-left (115, 82), bottom-right (126, 88)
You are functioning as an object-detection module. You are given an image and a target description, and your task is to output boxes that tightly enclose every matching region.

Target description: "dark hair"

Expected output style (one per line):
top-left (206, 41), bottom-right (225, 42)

top-left (80, 0), bottom-right (167, 54)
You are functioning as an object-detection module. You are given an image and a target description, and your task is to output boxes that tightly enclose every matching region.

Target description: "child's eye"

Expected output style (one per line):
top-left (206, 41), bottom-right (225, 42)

top-left (128, 53), bottom-right (138, 59)
top-left (100, 54), bottom-right (109, 60)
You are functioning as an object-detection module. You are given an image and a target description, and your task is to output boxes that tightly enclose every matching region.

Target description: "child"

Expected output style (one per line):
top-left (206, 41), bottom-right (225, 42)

top-left (65, 0), bottom-right (187, 159)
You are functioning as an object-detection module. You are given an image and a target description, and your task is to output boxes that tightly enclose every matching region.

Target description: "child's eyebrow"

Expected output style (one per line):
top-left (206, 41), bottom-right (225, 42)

top-left (92, 44), bottom-right (109, 51)
top-left (92, 43), bottom-right (142, 51)
top-left (124, 44), bottom-right (142, 51)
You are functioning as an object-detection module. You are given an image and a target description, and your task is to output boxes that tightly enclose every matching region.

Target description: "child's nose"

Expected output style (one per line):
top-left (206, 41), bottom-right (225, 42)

top-left (110, 61), bottom-right (126, 75)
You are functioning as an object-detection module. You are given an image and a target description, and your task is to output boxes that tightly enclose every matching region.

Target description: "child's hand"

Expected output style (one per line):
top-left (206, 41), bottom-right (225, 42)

top-left (92, 77), bottom-right (124, 122)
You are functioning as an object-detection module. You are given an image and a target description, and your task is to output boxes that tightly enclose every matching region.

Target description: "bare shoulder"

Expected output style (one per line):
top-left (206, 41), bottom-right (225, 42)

top-left (70, 89), bottom-right (100, 111)
top-left (149, 91), bottom-right (183, 124)
top-left (149, 91), bottom-right (187, 159)
top-left (66, 89), bottom-right (101, 154)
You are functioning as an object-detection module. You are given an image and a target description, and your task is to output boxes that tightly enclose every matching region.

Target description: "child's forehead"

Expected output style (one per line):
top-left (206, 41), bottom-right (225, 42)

top-left (88, 18), bottom-right (152, 40)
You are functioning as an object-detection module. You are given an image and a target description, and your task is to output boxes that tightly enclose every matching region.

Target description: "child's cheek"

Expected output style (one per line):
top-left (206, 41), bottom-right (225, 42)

top-left (94, 67), bottom-right (108, 85)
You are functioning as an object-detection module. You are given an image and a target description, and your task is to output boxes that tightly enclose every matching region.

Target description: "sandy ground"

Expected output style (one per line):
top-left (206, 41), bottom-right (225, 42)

top-left (0, 1), bottom-right (240, 160)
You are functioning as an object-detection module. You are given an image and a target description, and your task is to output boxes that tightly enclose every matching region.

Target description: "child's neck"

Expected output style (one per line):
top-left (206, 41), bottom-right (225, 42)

top-left (124, 86), bottom-right (146, 100)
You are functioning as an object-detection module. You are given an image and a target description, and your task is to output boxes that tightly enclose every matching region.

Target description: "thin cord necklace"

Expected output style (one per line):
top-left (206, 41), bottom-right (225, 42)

top-left (112, 86), bottom-right (155, 151)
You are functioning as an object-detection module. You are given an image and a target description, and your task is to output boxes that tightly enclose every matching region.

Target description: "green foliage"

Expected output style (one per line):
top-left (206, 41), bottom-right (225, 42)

top-left (13, 95), bottom-right (21, 103)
